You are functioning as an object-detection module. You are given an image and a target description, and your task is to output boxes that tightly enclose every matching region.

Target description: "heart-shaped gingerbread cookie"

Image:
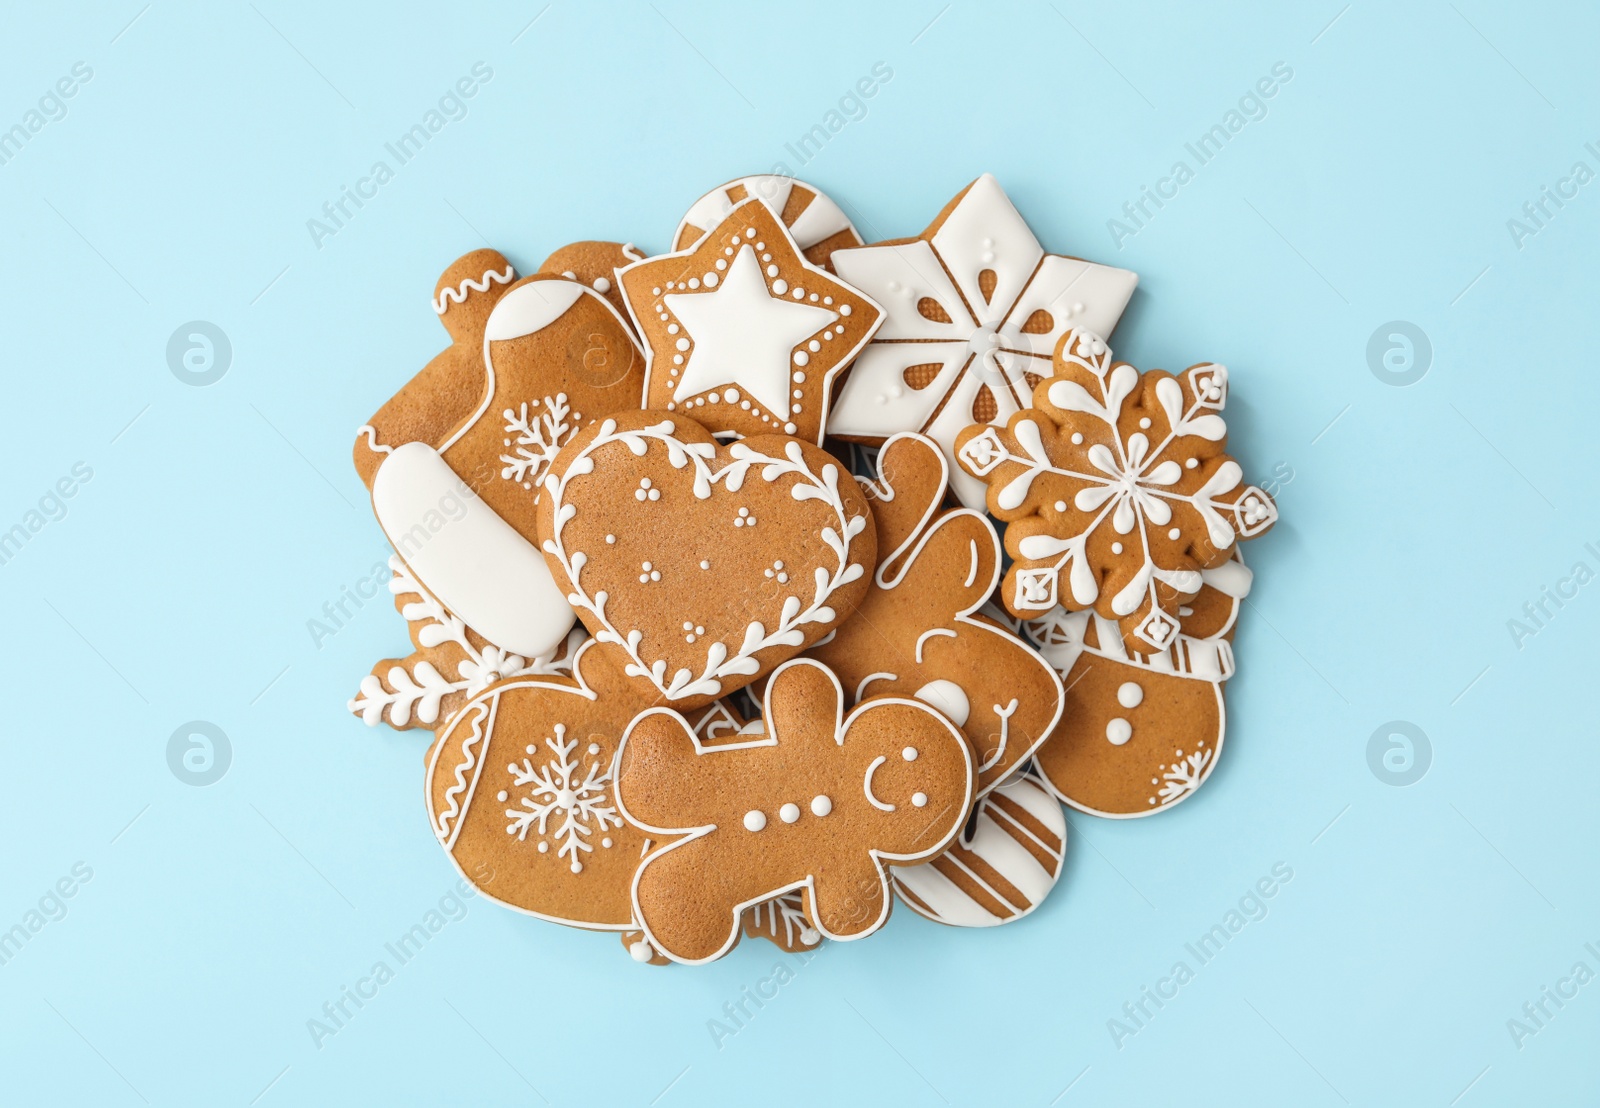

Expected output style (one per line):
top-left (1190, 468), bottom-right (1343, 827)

top-left (536, 411), bottom-right (876, 709)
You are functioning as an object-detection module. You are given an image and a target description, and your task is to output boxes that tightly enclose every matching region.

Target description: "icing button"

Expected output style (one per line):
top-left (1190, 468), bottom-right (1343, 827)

top-left (810, 795), bottom-right (832, 817)
top-left (1107, 718), bottom-right (1133, 746)
top-left (743, 810), bottom-right (767, 832)
top-left (779, 803), bottom-right (800, 824)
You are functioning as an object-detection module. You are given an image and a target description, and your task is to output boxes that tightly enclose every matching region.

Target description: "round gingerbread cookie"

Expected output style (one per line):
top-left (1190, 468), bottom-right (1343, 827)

top-left (673, 175), bottom-right (861, 271)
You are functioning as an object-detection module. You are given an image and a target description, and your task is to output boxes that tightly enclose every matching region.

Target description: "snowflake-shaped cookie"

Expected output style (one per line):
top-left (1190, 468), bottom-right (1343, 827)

top-left (956, 329), bottom-right (1276, 651)
top-left (826, 174), bottom-right (1138, 508)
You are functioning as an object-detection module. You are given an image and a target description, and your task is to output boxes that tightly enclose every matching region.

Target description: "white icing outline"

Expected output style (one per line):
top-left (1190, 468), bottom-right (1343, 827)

top-left (612, 658), bottom-right (974, 965)
top-left (541, 417), bottom-right (867, 702)
top-left (433, 263), bottom-right (514, 315)
top-left (850, 431), bottom-right (1065, 797)
top-left (855, 671), bottom-right (896, 701)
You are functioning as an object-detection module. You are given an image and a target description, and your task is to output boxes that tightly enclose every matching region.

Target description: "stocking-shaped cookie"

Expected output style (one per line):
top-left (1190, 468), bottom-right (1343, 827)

top-left (366, 272), bottom-right (645, 659)
top-left (1024, 553), bottom-right (1253, 817)
top-left (806, 432), bottom-right (1063, 795)
top-left (424, 640), bottom-right (658, 928)
top-left (614, 659), bottom-right (974, 964)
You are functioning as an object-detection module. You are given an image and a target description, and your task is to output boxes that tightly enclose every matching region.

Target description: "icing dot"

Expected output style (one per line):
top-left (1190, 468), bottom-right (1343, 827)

top-left (792, 287), bottom-right (805, 299)
top-left (809, 293), bottom-right (819, 302)
top-left (766, 264), bottom-right (779, 277)
top-left (743, 810), bottom-right (767, 832)
top-left (725, 246), bottom-right (735, 255)
top-left (630, 940), bottom-right (653, 963)
top-left (1139, 417), bottom-right (1151, 429)
top-left (823, 296), bottom-right (833, 305)
top-left (687, 278), bottom-right (700, 289)
top-left (605, 534), bottom-right (615, 544)
top-left (793, 371), bottom-right (806, 383)
top-left (652, 287), bottom-right (662, 296)
top-left (761, 252), bottom-right (771, 261)
top-left (570, 860), bottom-right (582, 874)
top-left (745, 226), bottom-right (756, 237)
top-left (593, 277), bottom-right (611, 294)
top-left (794, 351), bottom-right (809, 367)
top-left (1168, 527), bottom-right (1181, 540)
top-left (741, 400), bottom-right (750, 409)
top-left (588, 742), bottom-right (600, 755)
top-left (601, 837), bottom-right (613, 848)
top-left (902, 747), bottom-right (918, 761)
top-left (779, 803), bottom-right (800, 824)
top-left (912, 793), bottom-right (928, 807)
top-left (772, 278), bottom-right (788, 295)
top-left (538, 841), bottom-right (548, 852)
top-left (708, 392), bottom-right (720, 403)
top-left (1186, 458), bottom-right (1199, 469)
top-left (793, 389), bottom-right (803, 400)
top-left (1111, 542), bottom-right (1123, 554)
top-left (1071, 433), bottom-right (1083, 445)
top-left (783, 421), bottom-right (797, 434)
top-left (840, 305), bottom-right (852, 316)
top-left (1054, 500), bottom-right (1066, 512)
top-left (807, 340), bottom-right (821, 352)
top-left (724, 388), bottom-right (739, 403)
top-left (810, 795), bottom-right (832, 817)
top-left (699, 560), bottom-right (710, 569)
top-left (667, 323), bottom-right (679, 334)
top-left (496, 790), bottom-right (508, 802)
top-left (1107, 718), bottom-right (1133, 745)
top-left (675, 337), bottom-right (690, 351)
top-left (673, 354), bottom-right (684, 365)
top-left (1117, 681), bottom-right (1144, 708)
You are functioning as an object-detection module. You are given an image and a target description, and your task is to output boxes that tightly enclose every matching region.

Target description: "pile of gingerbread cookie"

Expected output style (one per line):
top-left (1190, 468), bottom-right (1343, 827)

top-left (347, 174), bottom-right (1277, 965)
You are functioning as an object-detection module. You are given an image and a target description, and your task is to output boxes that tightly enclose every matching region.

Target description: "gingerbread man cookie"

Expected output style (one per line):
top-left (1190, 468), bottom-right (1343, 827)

top-left (614, 659), bottom-right (974, 964)
top-left (364, 272), bottom-right (645, 659)
top-left (424, 639), bottom-right (658, 928)
top-left (535, 410), bottom-right (877, 710)
top-left (825, 175), bottom-right (1139, 508)
top-left (955, 328), bottom-right (1276, 653)
top-left (672, 175), bottom-right (862, 271)
top-left (805, 432), bottom-right (1063, 796)
top-left (618, 196), bottom-right (883, 444)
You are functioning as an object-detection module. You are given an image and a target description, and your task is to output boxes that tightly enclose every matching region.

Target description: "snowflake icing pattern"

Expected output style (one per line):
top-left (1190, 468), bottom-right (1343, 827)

top-left (503, 724), bottom-right (622, 874)
top-left (826, 174), bottom-right (1138, 508)
top-left (956, 329), bottom-right (1276, 651)
top-left (500, 393), bottom-right (577, 492)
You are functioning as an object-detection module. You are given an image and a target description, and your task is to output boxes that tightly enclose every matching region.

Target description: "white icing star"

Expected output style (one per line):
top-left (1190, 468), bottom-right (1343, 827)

top-left (665, 244), bottom-right (837, 418)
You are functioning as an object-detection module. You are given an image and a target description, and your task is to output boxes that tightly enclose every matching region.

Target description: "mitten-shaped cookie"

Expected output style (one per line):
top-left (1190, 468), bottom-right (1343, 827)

top-left (354, 249), bottom-right (516, 486)
top-left (536, 411), bottom-right (876, 710)
top-left (807, 432), bottom-right (1063, 795)
top-left (423, 639), bottom-right (657, 927)
top-left (366, 271), bottom-right (645, 659)
top-left (955, 328), bottom-right (1276, 653)
top-left (614, 659), bottom-right (974, 964)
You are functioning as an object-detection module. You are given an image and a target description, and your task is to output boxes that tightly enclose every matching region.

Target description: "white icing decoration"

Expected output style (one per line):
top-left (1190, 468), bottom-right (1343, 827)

top-left (433, 263), bottom-right (513, 315)
top-left (371, 443), bottom-right (575, 658)
top-left (1106, 717), bottom-right (1133, 745)
top-left (504, 723), bottom-right (623, 875)
top-left (863, 755), bottom-right (895, 812)
top-left (779, 803), bottom-right (800, 823)
top-left (356, 424), bottom-right (392, 454)
top-left (827, 175), bottom-right (1138, 508)
top-left (743, 810), bottom-right (767, 832)
top-left (901, 747), bottom-right (918, 762)
top-left (745, 892), bottom-right (821, 948)
top-left (912, 792), bottom-right (928, 807)
top-left (811, 795), bottom-right (832, 817)
top-left (912, 679), bottom-right (970, 727)
top-left (960, 332), bottom-right (1276, 649)
top-left (499, 393), bottom-right (576, 492)
top-left (348, 556), bottom-right (576, 729)
top-left (540, 419), bottom-right (868, 702)
top-left (1117, 681), bottom-right (1144, 708)
top-left (664, 244), bottom-right (836, 416)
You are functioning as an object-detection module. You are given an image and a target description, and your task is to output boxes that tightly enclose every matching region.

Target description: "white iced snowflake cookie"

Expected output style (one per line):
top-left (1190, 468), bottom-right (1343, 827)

top-left (826, 174), bottom-right (1139, 508)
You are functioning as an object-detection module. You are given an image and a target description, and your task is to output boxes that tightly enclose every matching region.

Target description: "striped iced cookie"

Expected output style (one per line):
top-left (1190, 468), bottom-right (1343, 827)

top-left (893, 770), bottom-right (1066, 927)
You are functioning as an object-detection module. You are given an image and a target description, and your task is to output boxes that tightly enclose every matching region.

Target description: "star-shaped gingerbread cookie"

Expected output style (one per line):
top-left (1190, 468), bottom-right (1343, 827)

top-left (618, 197), bottom-right (883, 443)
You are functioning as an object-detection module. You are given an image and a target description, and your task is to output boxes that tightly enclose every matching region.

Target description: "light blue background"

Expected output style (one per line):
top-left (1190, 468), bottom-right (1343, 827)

top-left (2, 1), bottom-right (1595, 1104)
